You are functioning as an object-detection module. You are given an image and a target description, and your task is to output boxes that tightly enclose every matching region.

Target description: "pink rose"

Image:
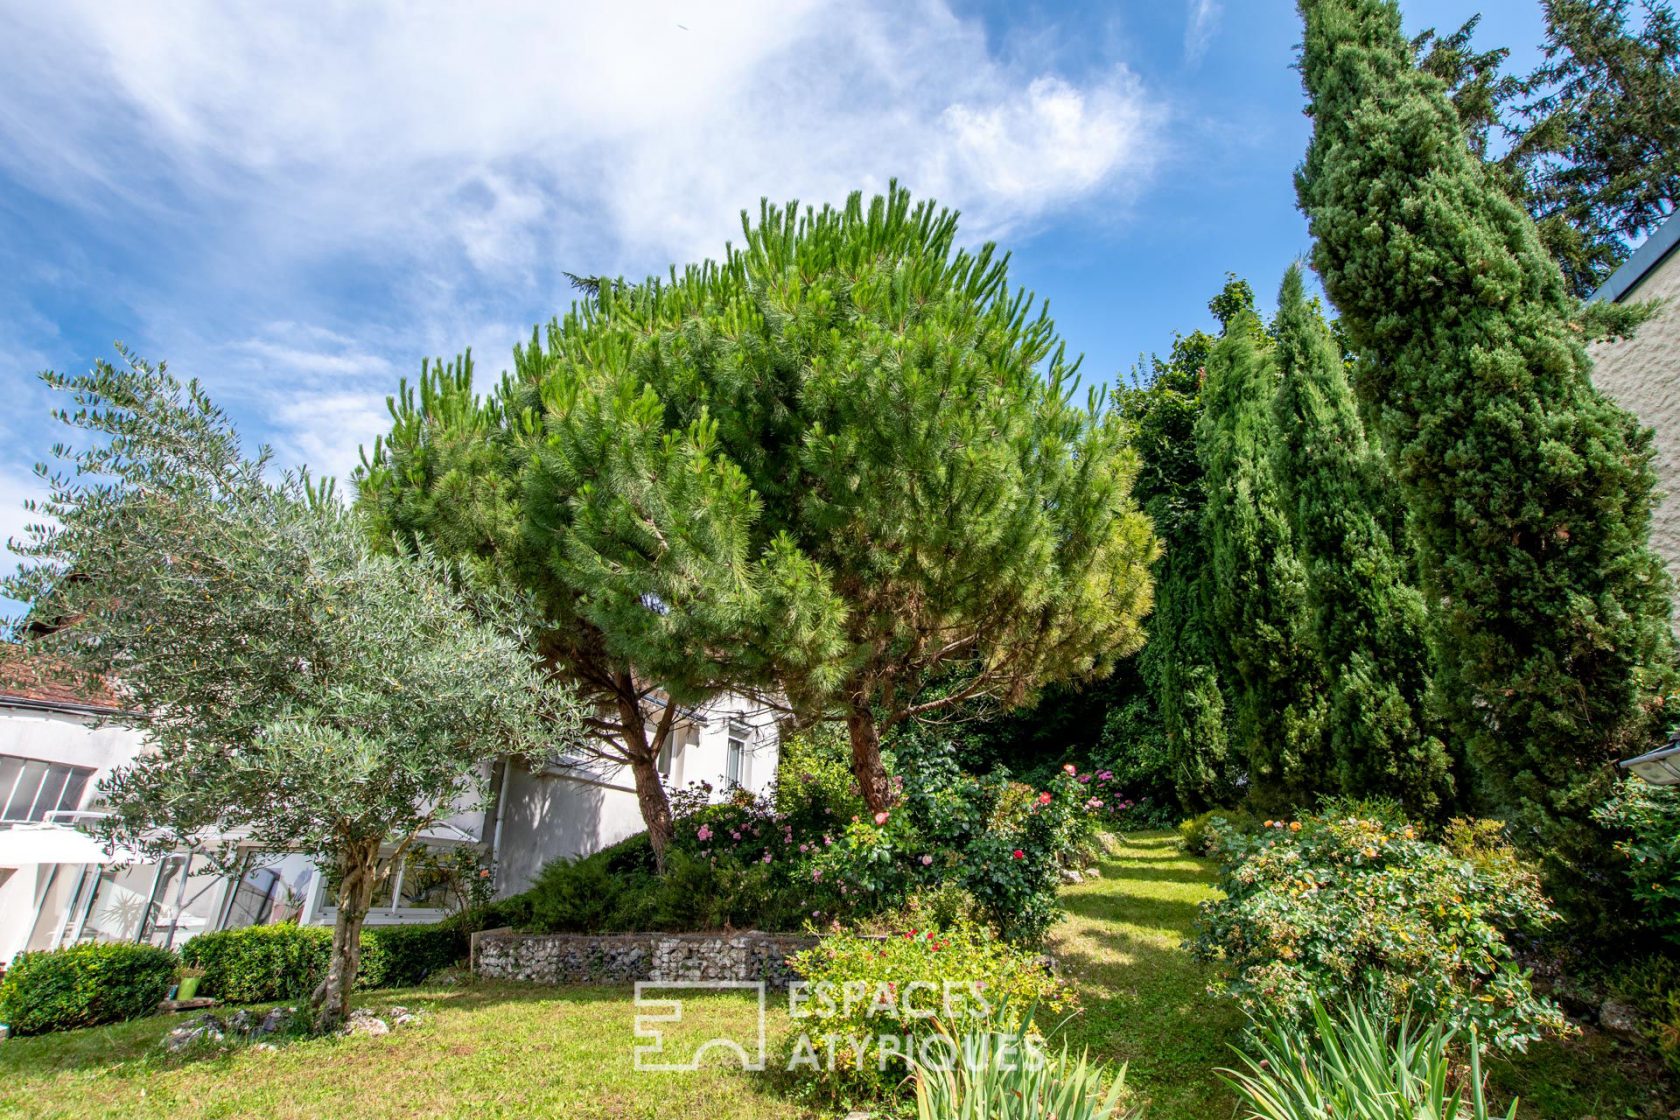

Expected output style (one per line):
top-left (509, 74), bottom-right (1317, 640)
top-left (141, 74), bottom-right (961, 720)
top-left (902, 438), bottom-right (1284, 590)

top-left (696, 825), bottom-right (712, 841)
top-left (920, 854), bottom-right (933, 866)
top-left (873, 811), bottom-right (890, 826)
top-left (1062, 763), bottom-right (1077, 775)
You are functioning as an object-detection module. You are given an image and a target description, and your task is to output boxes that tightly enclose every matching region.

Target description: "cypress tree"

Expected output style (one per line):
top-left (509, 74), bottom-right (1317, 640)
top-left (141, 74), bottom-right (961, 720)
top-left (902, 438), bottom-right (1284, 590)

top-left (1269, 265), bottom-right (1454, 816)
top-left (1122, 328), bottom-right (1236, 809)
top-left (1196, 304), bottom-right (1329, 812)
top-left (1296, 0), bottom-right (1677, 916)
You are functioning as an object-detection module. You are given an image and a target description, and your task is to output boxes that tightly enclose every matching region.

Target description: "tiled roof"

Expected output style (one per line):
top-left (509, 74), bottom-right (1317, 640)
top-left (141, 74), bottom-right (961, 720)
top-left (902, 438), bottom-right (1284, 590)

top-left (0, 646), bottom-right (126, 713)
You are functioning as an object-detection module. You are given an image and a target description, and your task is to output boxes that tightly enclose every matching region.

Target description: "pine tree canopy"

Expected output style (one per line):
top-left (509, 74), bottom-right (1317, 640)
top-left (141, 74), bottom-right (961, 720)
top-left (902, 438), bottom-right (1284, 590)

top-left (1297, 0), bottom-right (1677, 922)
top-left (361, 185), bottom-right (1158, 817)
top-left (1509, 0), bottom-right (1680, 295)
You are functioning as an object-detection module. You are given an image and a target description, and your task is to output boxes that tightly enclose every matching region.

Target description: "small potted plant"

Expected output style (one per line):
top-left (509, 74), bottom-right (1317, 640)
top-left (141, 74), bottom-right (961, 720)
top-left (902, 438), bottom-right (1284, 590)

top-left (175, 966), bottom-right (205, 1001)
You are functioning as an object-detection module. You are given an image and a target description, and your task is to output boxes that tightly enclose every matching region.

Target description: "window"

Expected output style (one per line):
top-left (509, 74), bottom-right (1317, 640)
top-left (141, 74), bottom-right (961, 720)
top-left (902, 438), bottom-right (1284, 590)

top-left (725, 723), bottom-right (749, 788)
top-left (0, 755), bottom-right (94, 822)
top-left (220, 853), bottom-right (317, 929)
top-left (141, 853), bottom-right (225, 949)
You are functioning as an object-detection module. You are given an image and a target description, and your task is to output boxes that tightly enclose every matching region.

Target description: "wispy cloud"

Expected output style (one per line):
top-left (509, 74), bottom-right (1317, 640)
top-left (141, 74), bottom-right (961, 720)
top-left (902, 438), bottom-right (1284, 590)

top-left (1184, 0), bottom-right (1223, 64)
top-left (0, 1), bottom-right (1167, 492)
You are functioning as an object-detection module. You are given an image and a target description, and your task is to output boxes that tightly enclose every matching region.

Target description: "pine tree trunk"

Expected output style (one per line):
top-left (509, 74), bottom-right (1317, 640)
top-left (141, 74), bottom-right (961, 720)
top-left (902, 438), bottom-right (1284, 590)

top-left (629, 750), bottom-right (675, 873)
top-left (316, 837), bottom-right (380, 1031)
top-left (615, 690), bottom-right (676, 873)
top-left (846, 707), bottom-right (895, 814)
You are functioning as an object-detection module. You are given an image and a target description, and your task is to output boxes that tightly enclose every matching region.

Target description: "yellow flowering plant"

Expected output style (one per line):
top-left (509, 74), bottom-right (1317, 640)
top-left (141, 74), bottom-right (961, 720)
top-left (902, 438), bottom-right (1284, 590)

top-left (1189, 808), bottom-right (1566, 1052)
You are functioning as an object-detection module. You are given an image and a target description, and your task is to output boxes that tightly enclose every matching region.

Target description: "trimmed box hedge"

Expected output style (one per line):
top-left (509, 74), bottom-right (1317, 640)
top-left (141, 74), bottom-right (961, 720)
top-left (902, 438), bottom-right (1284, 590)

top-left (179, 922), bottom-right (466, 1002)
top-left (0, 942), bottom-right (178, 1036)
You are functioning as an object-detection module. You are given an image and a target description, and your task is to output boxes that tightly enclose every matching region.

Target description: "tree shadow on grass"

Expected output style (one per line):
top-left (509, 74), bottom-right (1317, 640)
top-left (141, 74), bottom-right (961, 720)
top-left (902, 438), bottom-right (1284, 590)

top-left (1088, 864), bottom-right (1218, 886)
top-left (0, 982), bottom-right (634, 1080)
top-left (1059, 890), bottom-right (1207, 932)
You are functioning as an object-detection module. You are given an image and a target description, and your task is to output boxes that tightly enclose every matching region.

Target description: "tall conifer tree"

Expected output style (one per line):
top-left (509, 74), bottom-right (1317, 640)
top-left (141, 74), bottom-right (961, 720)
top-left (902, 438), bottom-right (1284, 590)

top-left (1196, 305), bottom-right (1329, 811)
top-left (1123, 329), bottom-right (1235, 809)
top-left (1296, 0), bottom-right (1676, 917)
top-left (1270, 265), bottom-right (1453, 816)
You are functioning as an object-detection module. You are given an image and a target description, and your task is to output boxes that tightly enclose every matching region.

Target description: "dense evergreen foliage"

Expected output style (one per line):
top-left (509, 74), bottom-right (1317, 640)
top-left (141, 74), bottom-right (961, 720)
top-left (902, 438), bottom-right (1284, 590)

top-left (1269, 266), bottom-right (1452, 817)
top-left (362, 186), bottom-right (1159, 826)
top-left (1196, 304), bottom-right (1329, 812)
top-left (1415, 2), bottom-right (1680, 297)
top-left (1297, 0), bottom-right (1677, 923)
top-left (1120, 324), bottom-right (1236, 810)
top-left (1508, 0), bottom-right (1680, 295)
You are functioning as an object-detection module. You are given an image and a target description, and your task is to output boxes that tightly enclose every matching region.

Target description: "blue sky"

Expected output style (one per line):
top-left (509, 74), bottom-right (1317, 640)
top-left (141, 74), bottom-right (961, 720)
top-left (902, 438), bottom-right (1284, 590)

top-left (0, 0), bottom-right (1549, 567)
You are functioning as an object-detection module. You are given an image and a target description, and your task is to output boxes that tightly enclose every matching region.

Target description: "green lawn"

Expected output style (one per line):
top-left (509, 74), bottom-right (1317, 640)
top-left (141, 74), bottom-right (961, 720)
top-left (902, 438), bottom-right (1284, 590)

top-left (2, 831), bottom-right (1671, 1119)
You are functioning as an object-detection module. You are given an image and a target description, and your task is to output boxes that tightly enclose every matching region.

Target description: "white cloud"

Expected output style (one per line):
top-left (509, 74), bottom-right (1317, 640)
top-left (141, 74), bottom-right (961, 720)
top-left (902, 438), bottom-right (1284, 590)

top-left (0, 0), bottom-right (1166, 480)
top-left (1185, 0), bottom-right (1222, 64)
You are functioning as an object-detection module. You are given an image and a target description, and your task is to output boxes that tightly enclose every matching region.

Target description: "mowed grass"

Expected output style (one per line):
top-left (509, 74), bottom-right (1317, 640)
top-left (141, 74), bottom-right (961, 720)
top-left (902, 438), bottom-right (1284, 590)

top-left (3, 830), bottom-right (1671, 1119)
top-left (0, 984), bottom-right (809, 1120)
top-left (1052, 830), bottom-right (1242, 1120)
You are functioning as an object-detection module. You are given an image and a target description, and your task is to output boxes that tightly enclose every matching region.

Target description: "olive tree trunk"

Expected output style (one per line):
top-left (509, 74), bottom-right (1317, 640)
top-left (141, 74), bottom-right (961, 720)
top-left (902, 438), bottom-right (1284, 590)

top-left (315, 836), bottom-right (382, 1031)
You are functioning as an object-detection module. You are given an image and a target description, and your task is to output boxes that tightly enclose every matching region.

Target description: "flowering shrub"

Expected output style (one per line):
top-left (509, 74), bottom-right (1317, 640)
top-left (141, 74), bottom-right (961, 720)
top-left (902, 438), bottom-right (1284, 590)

top-left (785, 921), bottom-right (1076, 1102)
top-left (807, 747), bottom-right (1097, 943)
top-left (1189, 811), bottom-right (1566, 1052)
top-left (522, 739), bottom-right (1112, 941)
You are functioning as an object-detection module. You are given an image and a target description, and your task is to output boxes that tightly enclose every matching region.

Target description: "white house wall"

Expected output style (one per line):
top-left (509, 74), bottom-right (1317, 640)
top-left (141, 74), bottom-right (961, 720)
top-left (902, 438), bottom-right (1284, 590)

top-left (0, 704), bottom-right (149, 962)
top-left (490, 695), bottom-right (782, 897)
top-left (1590, 244), bottom-right (1680, 627)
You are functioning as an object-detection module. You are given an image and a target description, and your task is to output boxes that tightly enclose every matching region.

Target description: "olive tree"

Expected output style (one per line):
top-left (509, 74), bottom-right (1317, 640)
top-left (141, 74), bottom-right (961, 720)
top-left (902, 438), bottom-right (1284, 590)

top-left (4, 351), bottom-right (584, 1027)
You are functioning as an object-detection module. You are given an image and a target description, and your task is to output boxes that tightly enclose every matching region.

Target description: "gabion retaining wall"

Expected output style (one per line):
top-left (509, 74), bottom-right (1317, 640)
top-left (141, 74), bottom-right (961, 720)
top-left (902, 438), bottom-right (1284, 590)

top-left (470, 930), bottom-right (818, 988)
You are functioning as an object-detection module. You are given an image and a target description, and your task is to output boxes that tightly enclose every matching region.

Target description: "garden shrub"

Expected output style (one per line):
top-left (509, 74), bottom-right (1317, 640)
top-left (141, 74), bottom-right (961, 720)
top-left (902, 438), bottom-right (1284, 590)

top-left (807, 745), bottom-right (1097, 944)
top-left (1610, 954), bottom-right (1680, 1082)
top-left (1597, 779), bottom-right (1680, 946)
top-left (1177, 808), bottom-right (1255, 857)
top-left (0, 942), bottom-right (177, 1036)
top-left (1190, 811), bottom-right (1566, 1051)
top-left (775, 725), bottom-right (866, 834)
top-left (181, 921), bottom-right (465, 1001)
top-left (785, 921), bottom-right (1076, 1103)
top-left (526, 855), bottom-right (646, 933)
top-left (363, 923), bottom-right (468, 987)
top-left (182, 924), bottom-right (332, 1001)
top-left (519, 741), bottom-right (1102, 943)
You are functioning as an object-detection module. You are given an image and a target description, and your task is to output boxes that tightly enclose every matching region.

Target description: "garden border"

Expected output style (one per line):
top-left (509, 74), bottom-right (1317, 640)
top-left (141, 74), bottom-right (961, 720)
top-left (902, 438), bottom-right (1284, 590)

top-left (469, 930), bottom-right (818, 988)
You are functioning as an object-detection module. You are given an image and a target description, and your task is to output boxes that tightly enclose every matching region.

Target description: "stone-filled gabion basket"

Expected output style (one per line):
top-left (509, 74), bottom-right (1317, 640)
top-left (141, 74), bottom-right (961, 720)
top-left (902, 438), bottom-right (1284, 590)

top-left (471, 930), bottom-right (817, 988)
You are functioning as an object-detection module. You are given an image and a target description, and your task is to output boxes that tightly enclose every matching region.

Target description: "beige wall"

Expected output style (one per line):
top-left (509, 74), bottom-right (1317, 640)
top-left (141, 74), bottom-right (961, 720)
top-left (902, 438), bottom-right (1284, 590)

top-left (1589, 246), bottom-right (1680, 626)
